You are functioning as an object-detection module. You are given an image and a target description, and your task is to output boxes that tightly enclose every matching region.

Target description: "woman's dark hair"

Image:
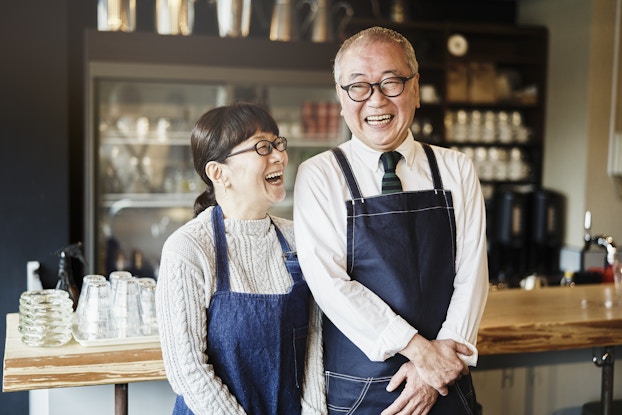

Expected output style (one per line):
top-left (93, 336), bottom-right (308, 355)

top-left (191, 102), bottom-right (279, 217)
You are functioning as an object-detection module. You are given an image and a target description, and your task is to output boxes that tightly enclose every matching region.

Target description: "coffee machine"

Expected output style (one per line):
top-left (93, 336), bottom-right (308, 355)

top-left (527, 189), bottom-right (565, 276)
top-left (488, 188), bottom-right (529, 286)
top-left (488, 188), bottom-right (564, 287)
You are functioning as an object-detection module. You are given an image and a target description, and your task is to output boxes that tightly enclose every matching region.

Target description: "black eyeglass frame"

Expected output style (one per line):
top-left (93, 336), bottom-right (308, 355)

top-left (226, 136), bottom-right (288, 158)
top-left (339, 74), bottom-right (416, 102)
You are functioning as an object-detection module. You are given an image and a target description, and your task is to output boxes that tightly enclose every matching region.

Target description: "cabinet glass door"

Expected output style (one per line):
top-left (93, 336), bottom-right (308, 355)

top-left (95, 79), bottom-right (226, 277)
top-left (90, 76), bottom-right (344, 277)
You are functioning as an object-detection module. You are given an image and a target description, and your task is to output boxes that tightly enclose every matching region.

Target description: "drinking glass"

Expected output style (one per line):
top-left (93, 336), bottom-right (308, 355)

top-left (109, 270), bottom-right (133, 296)
top-left (76, 274), bottom-right (107, 317)
top-left (138, 278), bottom-right (158, 335)
top-left (76, 280), bottom-right (114, 341)
top-left (111, 276), bottom-right (142, 338)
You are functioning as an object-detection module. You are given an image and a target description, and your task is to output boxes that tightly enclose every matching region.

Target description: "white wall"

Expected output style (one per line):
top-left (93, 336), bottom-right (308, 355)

top-left (31, 381), bottom-right (176, 415)
top-left (518, 0), bottom-right (622, 248)
top-left (470, 3), bottom-right (622, 414)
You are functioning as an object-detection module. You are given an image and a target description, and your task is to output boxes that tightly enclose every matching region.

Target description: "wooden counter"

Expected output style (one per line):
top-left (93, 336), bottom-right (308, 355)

top-left (477, 283), bottom-right (622, 355)
top-left (2, 314), bottom-right (165, 392)
top-left (3, 284), bottom-right (622, 393)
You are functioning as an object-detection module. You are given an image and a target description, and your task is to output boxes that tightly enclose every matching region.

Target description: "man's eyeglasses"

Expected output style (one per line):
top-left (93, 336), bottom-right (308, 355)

top-left (226, 136), bottom-right (287, 158)
top-left (339, 75), bottom-right (415, 102)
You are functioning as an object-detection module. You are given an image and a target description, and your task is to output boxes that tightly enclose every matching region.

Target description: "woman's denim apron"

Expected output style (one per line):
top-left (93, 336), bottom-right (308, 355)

top-left (172, 205), bottom-right (310, 415)
top-left (324, 144), bottom-right (476, 415)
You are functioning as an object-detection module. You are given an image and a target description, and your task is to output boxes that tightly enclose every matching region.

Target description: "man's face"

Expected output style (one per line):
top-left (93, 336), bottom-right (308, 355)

top-left (335, 41), bottom-right (420, 152)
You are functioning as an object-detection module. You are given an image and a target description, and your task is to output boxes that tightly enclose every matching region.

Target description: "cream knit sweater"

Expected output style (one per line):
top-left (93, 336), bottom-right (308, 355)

top-left (156, 206), bottom-right (326, 415)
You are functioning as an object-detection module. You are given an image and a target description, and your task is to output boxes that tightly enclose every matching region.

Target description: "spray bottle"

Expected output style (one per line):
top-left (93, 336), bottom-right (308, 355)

top-left (55, 242), bottom-right (86, 311)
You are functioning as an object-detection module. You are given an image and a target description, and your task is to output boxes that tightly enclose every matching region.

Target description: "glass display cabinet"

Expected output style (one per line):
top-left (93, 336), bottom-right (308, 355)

top-left (85, 31), bottom-right (345, 277)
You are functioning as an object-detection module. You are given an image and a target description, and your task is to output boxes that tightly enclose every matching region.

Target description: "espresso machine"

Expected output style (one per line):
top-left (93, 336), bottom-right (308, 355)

top-left (488, 188), bottom-right (564, 287)
top-left (488, 188), bottom-right (530, 286)
top-left (527, 189), bottom-right (565, 277)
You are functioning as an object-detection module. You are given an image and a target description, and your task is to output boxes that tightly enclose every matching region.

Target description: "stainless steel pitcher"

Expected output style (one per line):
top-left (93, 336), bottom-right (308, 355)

top-left (98, 0), bottom-right (136, 32)
top-left (156, 0), bottom-right (195, 35)
top-left (269, 0), bottom-right (317, 42)
top-left (217, 0), bottom-right (252, 38)
top-left (304, 0), bottom-right (353, 43)
top-left (371, 0), bottom-right (408, 23)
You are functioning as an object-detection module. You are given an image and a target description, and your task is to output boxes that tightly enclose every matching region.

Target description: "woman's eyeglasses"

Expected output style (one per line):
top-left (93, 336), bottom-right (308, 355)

top-left (226, 136), bottom-right (288, 158)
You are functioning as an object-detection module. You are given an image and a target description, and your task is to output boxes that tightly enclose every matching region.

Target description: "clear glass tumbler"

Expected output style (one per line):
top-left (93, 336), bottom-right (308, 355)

top-left (111, 276), bottom-right (142, 338)
top-left (76, 280), bottom-right (114, 341)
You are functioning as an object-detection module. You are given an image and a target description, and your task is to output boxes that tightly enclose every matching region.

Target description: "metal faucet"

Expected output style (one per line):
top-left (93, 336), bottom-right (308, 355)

top-left (583, 211), bottom-right (618, 266)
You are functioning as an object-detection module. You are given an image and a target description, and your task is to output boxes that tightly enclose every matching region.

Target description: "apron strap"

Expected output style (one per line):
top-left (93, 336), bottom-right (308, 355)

top-left (333, 143), bottom-right (446, 197)
top-left (270, 218), bottom-right (304, 284)
top-left (211, 205), bottom-right (231, 292)
top-left (212, 205), bottom-right (303, 290)
top-left (331, 147), bottom-right (363, 200)
top-left (421, 143), bottom-right (444, 190)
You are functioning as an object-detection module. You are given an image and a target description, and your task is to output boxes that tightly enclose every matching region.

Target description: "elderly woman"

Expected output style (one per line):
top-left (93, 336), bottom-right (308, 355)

top-left (156, 102), bottom-right (326, 415)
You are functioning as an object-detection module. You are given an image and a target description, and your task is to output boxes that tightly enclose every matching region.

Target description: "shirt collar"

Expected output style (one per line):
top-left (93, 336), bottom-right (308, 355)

top-left (351, 130), bottom-right (419, 172)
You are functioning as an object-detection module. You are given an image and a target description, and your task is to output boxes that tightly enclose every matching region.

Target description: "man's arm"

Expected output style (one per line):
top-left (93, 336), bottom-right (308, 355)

top-left (294, 156), bottom-right (417, 361)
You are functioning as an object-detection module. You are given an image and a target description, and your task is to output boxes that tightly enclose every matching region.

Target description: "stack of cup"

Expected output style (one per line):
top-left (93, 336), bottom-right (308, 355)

top-left (111, 275), bottom-right (142, 338)
top-left (109, 270), bottom-right (133, 294)
top-left (74, 271), bottom-right (159, 341)
top-left (75, 276), bottom-right (114, 341)
top-left (18, 290), bottom-right (73, 347)
top-left (137, 277), bottom-right (158, 335)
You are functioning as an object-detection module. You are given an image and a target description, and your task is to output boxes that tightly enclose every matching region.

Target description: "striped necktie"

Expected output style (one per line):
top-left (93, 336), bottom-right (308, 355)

top-left (380, 151), bottom-right (403, 194)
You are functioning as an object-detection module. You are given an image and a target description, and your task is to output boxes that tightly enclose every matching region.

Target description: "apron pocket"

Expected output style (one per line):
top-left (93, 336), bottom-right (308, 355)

top-left (325, 372), bottom-right (396, 415)
top-left (293, 325), bottom-right (309, 388)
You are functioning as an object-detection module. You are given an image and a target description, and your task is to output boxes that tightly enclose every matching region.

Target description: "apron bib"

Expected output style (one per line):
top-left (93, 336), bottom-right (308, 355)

top-left (173, 205), bottom-right (310, 415)
top-left (324, 144), bottom-right (476, 415)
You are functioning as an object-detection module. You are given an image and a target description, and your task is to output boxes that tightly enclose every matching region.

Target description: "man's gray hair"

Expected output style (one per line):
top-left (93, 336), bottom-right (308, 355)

top-left (333, 26), bottom-right (419, 85)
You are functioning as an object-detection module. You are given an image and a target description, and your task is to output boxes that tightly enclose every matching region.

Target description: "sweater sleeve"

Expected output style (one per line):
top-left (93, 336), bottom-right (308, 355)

top-left (156, 230), bottom-right (247, 415)
top-left (301, 299), bottom-right (327, 415)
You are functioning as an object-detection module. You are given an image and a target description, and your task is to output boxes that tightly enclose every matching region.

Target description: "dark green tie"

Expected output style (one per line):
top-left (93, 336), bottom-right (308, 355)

top-left (380, 151), bottom-right (403, 194)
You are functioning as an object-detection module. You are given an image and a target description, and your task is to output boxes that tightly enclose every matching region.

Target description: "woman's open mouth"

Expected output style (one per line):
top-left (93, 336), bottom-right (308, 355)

top-left (265, 171), bottom-right (284, 185)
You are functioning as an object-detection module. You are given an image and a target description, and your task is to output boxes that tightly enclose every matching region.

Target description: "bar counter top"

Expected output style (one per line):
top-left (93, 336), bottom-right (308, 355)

top-left (4, 283), bottom-right (622, 392)
top-left (477, 283), bottom-right (622, 355)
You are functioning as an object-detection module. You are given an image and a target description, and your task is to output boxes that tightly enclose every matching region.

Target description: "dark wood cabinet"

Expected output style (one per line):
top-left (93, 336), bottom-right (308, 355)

top-left (345, 20), bottom-right (548, 202)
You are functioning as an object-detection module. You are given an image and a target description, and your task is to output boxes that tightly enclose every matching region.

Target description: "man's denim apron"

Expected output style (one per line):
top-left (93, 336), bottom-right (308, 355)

top-left (172, 205), bottom-right (310, 415)
top-left (324, 144), bottom-right (476, 415)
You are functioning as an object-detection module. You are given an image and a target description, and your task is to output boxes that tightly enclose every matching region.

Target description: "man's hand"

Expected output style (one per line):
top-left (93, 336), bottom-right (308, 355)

top-left (381, 362), bottom-right (438, 415)
top-left (399, 335), bottom-right (471, 396)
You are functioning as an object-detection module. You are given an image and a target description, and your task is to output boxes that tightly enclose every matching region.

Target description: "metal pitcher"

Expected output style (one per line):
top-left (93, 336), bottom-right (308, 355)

top-left (269, 0), bottom-right (317, 42)
top-left (98, 0), bottom-right (136, 32)
top-left (156, 0), bottom-right (196, 35)
top-left (304, 0), bottom-right (353, 43)
top-left (371, 0), bottom-right (408, 23)
top-left (217, 0), bottom-right (252, 38)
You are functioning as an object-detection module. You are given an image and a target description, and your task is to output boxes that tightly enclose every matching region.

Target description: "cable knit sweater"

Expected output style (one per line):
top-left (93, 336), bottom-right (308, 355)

top-left (156, 206), bottom-right (326, 415)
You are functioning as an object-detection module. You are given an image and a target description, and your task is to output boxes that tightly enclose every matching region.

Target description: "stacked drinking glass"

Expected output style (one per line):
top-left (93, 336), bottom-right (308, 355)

top-left (18, 289), bottom-right (73, 347)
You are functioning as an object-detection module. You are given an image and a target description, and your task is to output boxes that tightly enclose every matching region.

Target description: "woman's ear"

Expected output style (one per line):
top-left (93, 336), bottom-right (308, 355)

top-left (205, 161), bottom-right (222, 183)
top-left (205, 161), bottom-right (229, 187)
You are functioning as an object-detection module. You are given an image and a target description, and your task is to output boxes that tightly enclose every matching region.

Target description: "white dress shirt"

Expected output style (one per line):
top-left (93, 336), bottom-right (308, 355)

top-left (293, 132), bottom-right (489, 367)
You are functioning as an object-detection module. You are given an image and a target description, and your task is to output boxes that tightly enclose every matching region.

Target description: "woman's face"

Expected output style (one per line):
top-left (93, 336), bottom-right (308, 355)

top-left (335, 41), bottom-right (420, 152)
top-left (221, 131), bottom-right (288, 219)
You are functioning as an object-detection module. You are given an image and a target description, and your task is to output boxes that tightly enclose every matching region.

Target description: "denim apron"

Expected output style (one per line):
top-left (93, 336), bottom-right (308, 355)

top-left (172, 205), bottom-right (310, 415)
top-left (324, 144), bottom-right (476, 415)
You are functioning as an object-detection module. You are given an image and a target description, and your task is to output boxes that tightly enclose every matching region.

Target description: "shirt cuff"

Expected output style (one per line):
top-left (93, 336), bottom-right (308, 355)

top-left (377, 316), bottom-right (418, 361)
top-left (437, 327), bottom-right (479, 367)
